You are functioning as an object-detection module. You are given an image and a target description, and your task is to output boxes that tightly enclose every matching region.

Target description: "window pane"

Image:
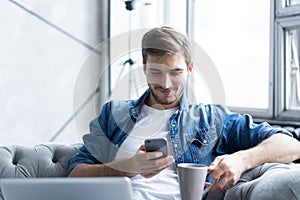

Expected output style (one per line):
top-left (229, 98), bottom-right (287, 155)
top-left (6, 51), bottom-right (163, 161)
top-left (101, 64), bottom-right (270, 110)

top-left (110, 0), bottom-right (187, 99)
top-left (285, 29), bottom-right (300, 110)
top-left (286, 0), bottom-right (300, 7)
top-left (194, 0), bottom-right (270, 109)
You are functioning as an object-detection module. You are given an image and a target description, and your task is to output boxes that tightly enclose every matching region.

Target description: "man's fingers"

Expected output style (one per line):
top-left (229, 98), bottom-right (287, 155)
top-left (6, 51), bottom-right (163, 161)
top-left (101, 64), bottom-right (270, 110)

top-left (209, 174), bottom-right (227, 192)
top-left (138, 155), bottom-right (174, 172)
top-left (209, 172), bottom-right (237, 192)
top-left (205, 182), bottom-right (212, 187)
top-left (140, 157), bottom-right (174, 178)
top-left (209, 165), bottom-right (224, 180)
top-left (147, 151), bottom-right (163, 159)
top-left (209, 156), bottom-right (233, 180)
top-left (208, 156), bottom-right (223, 171)
top-left (137, 151), bottom-right (163, 160)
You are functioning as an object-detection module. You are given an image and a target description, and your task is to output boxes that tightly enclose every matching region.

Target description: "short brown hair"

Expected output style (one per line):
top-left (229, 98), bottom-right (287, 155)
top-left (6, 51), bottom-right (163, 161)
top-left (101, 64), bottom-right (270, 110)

top-left (142, 27), bottom-right (192, 66)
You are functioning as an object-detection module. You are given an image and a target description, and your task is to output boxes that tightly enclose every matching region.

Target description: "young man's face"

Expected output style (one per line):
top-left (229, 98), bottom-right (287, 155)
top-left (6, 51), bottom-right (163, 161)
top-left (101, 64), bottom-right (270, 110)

top-left (143, 54), bottom-right (193, 109)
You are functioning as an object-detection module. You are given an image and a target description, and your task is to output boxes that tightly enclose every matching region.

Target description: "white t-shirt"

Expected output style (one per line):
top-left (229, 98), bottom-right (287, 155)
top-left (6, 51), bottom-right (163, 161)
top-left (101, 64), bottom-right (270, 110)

top-left (115, 103), bottom-right (181, 200)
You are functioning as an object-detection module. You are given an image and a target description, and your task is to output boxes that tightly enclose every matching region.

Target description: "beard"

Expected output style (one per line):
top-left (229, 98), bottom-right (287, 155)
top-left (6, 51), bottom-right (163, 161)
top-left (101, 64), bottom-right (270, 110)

top-left (148, 85), bottom-right (184, 106)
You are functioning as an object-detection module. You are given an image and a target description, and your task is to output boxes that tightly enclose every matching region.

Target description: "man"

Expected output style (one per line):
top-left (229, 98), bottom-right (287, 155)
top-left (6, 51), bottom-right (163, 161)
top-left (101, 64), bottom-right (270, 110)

top-left (68, 27), bottom-right (300, 199)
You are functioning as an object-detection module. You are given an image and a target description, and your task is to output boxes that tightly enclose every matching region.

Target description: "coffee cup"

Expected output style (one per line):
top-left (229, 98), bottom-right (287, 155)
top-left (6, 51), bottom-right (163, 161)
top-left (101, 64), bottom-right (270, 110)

top-left (178, 163), bottom-right (213, 200)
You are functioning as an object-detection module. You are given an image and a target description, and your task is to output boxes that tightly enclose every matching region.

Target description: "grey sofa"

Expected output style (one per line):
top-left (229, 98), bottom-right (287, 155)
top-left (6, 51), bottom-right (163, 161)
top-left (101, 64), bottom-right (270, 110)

top-left (0, 143), bottom-right (81, 200)
top-left (0, 122), bottom-right (299, 200)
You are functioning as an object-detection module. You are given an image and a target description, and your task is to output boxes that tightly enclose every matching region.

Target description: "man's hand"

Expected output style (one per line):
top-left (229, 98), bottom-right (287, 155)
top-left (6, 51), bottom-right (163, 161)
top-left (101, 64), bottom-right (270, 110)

top-left (207, 134), bottom-right (300, 192)
top-left (107, 145), bottom-right (174, 178)
top-left (208, 152), bottom-right (248, 192)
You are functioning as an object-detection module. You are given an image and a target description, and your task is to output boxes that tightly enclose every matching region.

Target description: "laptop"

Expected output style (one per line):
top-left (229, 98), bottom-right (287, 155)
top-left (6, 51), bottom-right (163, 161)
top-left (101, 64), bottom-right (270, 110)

top-left (0, 177), bottom-right (133, 200)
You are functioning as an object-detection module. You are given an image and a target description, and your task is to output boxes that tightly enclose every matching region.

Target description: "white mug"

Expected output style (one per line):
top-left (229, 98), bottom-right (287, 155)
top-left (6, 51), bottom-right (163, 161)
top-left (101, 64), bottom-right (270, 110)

top-left (178, 163), bottom-right (214, 200)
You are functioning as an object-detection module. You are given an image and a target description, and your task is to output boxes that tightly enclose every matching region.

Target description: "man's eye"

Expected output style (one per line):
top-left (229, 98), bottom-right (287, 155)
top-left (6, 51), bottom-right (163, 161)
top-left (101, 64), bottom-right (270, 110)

top-left (150, 71), bottom-right (162, 75)
top-left (170, 71), bottom-right (180, 76)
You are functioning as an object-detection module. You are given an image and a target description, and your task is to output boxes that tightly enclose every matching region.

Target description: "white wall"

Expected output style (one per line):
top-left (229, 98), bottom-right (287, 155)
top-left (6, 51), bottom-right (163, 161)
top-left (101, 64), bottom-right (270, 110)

top-left (0, 0), bottom-right (105, 145)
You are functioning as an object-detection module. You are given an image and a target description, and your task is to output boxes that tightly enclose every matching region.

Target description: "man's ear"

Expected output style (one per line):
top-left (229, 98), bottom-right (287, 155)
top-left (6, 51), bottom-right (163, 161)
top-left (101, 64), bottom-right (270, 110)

top-left (187, 62), bottom-right (194, 75)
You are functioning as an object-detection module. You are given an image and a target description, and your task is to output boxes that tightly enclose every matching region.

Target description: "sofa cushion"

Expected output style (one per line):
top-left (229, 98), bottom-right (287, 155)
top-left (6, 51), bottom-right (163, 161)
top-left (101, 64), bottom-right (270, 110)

top-left (0, 143), bottom-right (81, 178)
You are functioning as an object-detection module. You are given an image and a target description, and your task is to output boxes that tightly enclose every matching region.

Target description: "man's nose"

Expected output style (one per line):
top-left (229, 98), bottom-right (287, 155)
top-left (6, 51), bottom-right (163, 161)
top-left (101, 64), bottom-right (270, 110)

top-left (160, 73), bottom-right (172, 88)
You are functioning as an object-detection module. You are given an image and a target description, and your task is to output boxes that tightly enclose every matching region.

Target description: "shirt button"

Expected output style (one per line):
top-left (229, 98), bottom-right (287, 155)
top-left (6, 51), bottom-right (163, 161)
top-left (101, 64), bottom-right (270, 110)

top-left (203, 139), bottom-right (208, 144)
top-left (174, 144), bottom-right (178, 148)
top-left (115, 144), bottom-right (119, 147)
top-left (171, 124), bottom-right (176, 127)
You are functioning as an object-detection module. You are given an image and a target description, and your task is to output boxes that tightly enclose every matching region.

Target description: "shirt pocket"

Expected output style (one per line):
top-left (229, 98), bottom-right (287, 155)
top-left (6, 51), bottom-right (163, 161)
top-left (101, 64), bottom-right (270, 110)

top-left (185, 125), bottom-right (217, 160)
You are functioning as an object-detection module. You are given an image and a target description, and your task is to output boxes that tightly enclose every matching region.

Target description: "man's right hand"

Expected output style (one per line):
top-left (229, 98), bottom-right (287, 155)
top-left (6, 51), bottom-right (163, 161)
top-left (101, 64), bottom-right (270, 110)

top-left (68, 145), bottom-right (174, 178)
top-left (106, 145), bottom-right (174, 178)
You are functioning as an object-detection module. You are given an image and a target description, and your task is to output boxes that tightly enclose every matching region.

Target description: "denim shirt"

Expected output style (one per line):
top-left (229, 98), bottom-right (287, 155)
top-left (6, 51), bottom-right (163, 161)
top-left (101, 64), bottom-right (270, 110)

top-left (68, 89), bottom-right (292, 177)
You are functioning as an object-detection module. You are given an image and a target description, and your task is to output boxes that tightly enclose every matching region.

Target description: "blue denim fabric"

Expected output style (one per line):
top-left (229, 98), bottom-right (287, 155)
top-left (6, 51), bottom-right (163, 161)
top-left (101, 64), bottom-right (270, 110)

top-left (68, 89), bottom-right (292, 179)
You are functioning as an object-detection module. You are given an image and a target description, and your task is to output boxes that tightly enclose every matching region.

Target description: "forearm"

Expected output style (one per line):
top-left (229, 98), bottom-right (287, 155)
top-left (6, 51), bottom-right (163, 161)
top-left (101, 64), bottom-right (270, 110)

top-left (237, 133), bottom-right (300, 171)
top-left (68, 163), bottom-right (135, 178)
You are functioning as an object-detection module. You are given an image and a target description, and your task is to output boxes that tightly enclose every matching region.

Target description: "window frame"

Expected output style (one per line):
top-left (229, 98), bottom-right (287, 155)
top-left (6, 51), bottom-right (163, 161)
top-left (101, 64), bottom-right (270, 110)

top-left (275, 0), bottom-right (300, 120)
top-left (277, 0), bottom-right (300, 16)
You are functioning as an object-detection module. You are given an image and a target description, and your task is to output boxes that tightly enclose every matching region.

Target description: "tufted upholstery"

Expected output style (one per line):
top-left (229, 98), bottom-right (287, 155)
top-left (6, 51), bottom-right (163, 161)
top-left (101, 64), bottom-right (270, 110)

top-left (0, 143), bottom-right (81, 178)
top-left (0, 143), bottom-right (82, 200)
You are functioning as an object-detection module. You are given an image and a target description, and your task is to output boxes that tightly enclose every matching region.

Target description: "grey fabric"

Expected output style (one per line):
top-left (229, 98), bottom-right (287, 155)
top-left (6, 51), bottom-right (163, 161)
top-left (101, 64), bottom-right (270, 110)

top-left (206, 163), bottom-right (300, 200)
top-left (0, 143), bottom-right (81, 200)
top-left (0, 143), bottom-right (81, 178)
top-left (224, 163), bottom-right (300, 200)
top-left (205, 190), bottom-right (225, 200)
top-left (0, 143), bottom-right (299, 200)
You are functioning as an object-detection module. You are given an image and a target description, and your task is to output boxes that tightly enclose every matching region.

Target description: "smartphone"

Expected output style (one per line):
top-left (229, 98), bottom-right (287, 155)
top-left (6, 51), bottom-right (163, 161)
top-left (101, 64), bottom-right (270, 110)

top-left (144, 138), bottom-right (168, 159)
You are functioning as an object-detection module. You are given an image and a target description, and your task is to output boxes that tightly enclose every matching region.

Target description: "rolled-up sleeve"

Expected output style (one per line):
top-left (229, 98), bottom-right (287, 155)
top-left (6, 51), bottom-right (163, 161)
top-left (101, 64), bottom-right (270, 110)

top-left (67, 145), bottom-right (100, 175)
top-left (223, 113), bottom-right (293, 153)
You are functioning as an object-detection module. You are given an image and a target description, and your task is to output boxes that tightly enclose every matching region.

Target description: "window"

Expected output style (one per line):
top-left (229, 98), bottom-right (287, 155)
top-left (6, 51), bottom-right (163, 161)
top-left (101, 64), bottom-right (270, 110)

top-left (193, 0), bottom-right (271, 116)
top-left (286, 29), bottom-right (300, 110)
top-left (109, 0), bottom-right (300, 121)
top-left (276, 0), bottom-right (300, 119)
top-left (283, 0), bottom-right (300, 7)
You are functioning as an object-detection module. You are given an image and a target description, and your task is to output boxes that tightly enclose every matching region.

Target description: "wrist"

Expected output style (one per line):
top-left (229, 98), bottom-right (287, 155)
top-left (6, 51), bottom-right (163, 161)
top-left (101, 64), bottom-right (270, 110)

top-left (233, 150), bottom-right (255, 172)
top-left (105, 160), bottom-right (138, 178)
